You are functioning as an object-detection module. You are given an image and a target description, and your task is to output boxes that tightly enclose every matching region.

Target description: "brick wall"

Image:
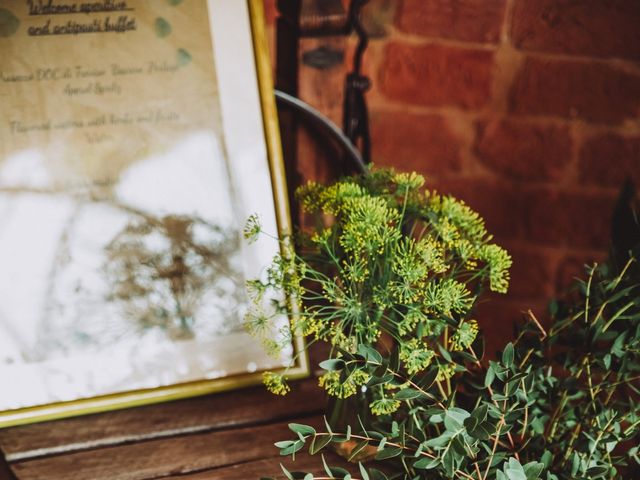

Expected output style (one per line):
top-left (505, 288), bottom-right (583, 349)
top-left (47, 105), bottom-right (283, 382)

top-left (264, 1), bottom-right (640, 352)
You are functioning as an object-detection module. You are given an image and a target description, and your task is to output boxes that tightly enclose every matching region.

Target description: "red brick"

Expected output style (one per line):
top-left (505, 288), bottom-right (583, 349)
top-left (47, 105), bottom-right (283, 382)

top-left (511, 0), bottom-right (640, 61)
top-left (579, 134), bottom-right (640, 188)
top-left (396, 0), bottom-right (507, 44)
top-left (510, 57), bottom-right (640, 124)
top-left (379, 42), bottom-right (495, 109)
top-left (475, 119), bottom-right (572, 181)
top-left (503, 245), bottom-right (556, 301)
top-left (428, 178), bottom-right (526, 241)
top-left (523, 188), bottom-right (617, 249)
top-left (370, 110), bottom-right (463, 175)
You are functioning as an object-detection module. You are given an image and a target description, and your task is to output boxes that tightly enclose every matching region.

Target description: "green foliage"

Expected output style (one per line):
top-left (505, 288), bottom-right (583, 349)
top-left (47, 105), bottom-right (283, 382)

top-left (512, 257), bottom-right (640, 479)
top-left (246, 168), bottom-right (639, 479)
top-left (244, 168), bottom-right (511, 400)
top-left (265, 256), bottom-right (640, 479)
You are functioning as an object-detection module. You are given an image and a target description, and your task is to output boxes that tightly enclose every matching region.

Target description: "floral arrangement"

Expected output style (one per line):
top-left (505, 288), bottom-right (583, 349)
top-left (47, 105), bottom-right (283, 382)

top-left (244, 168), bottom-right (511, 399)
top-left (244, 169), bottom-right (639, 480)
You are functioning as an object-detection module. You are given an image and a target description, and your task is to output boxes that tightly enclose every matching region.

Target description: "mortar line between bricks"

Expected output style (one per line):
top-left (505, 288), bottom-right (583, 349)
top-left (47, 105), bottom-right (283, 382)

top-left (516, 49), bottom-right (640, 73)
top-left (500, 0), bottom-right (517, 45)
top-left (376, 30), bottom-right (640, 73)
top-left (366, 101), bottom-right (640, 134)
top-left (375, 38), bottom-right (640, 74)
top-left (378, 30), bottom-right (499, 51)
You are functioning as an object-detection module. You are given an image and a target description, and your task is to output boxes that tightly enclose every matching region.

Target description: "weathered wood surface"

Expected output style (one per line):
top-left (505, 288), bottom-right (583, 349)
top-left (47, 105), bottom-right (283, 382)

top-left (10, 417), bottom-right (318, 480)
top-left (0, 379), bottom-right (342, 480)
top-left (168, 451), bottom-right (352, 480)
top-left (0, 379), bottom-right (323, 461)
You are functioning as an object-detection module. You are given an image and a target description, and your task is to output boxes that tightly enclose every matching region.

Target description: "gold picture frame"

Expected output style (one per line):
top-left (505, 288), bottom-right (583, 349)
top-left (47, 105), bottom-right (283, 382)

top-left (0, 0), bottom-right (308, 428)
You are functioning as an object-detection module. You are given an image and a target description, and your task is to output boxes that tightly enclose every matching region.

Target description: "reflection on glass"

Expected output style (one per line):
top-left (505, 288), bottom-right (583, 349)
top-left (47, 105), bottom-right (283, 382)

top-left (0, 0), bottom-right (291, 414)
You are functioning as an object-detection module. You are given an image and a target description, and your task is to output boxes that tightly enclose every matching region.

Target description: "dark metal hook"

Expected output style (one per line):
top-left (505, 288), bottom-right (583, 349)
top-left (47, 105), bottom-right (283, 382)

top-left (343, 0), bottom-right (371, 164)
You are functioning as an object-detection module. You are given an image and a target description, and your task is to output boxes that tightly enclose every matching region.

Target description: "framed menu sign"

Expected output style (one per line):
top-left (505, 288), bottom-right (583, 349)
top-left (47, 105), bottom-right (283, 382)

top-left (0, 0), bottom-right (307, 427)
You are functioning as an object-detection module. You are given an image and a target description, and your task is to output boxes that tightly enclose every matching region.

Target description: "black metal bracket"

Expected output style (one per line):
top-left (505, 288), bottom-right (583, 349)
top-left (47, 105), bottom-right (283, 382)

top-left (275, 0), bottom-right (372, 221)
top-left (343, 0), bottom-right (371, 164)
top-left (275, 89), bottom-right (368, 175)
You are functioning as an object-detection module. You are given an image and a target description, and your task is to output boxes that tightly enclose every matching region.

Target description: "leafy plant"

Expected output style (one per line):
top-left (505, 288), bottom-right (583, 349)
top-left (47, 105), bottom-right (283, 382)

top-left (246, 169), bottom-right (639, 479)
top-left (244, 168), bottom-right (511, 398)
top-left (268, 253), bottom-right (640, 480)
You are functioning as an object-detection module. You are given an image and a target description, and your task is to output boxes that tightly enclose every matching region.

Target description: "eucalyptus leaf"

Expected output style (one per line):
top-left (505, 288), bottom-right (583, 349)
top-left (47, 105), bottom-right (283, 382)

top-left (502, 343), bottom-right (515, 369)
top-left (310, 434), bottom-right (332, 455)
top-left (375, 447), bottom-right (403, 460)
top-left (485, 364), bottom-right (496, 388)
top-left (348, 440), bottom-right (369, 461)
top-left (368, 468), bottom-right (389, 480)
top-left (289, 423), bottom-right (316, 437)
top-left (394, 388), bottom-right (423, 401)
top-left (319, 359), bottom-right (345, 371)
top-left (413, 456), bottom-right (440, 469)
top-left (358, 462), bottom-right (370, 480)
top-left (358, 344), bottom-right (383, 365)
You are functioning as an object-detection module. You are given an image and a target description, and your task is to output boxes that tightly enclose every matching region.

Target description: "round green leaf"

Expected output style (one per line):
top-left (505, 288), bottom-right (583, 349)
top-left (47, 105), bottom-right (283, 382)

top-left (154, 17), bottom-right (172, 38)
top-left (0, 9), bottom-right (20, 37)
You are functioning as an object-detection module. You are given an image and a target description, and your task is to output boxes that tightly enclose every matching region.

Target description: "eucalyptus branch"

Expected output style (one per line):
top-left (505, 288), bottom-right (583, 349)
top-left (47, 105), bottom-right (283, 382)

top-left (482, 417), bottom-right (505, 480)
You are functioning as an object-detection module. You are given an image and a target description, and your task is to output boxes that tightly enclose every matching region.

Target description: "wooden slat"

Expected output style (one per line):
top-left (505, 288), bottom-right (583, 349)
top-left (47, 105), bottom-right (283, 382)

top-left (165, 451), bottom-right (352, 480)
top-left (9, 416), bottom-right (323, 480)
top-left (0, 379), bottom-right (324, 461)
